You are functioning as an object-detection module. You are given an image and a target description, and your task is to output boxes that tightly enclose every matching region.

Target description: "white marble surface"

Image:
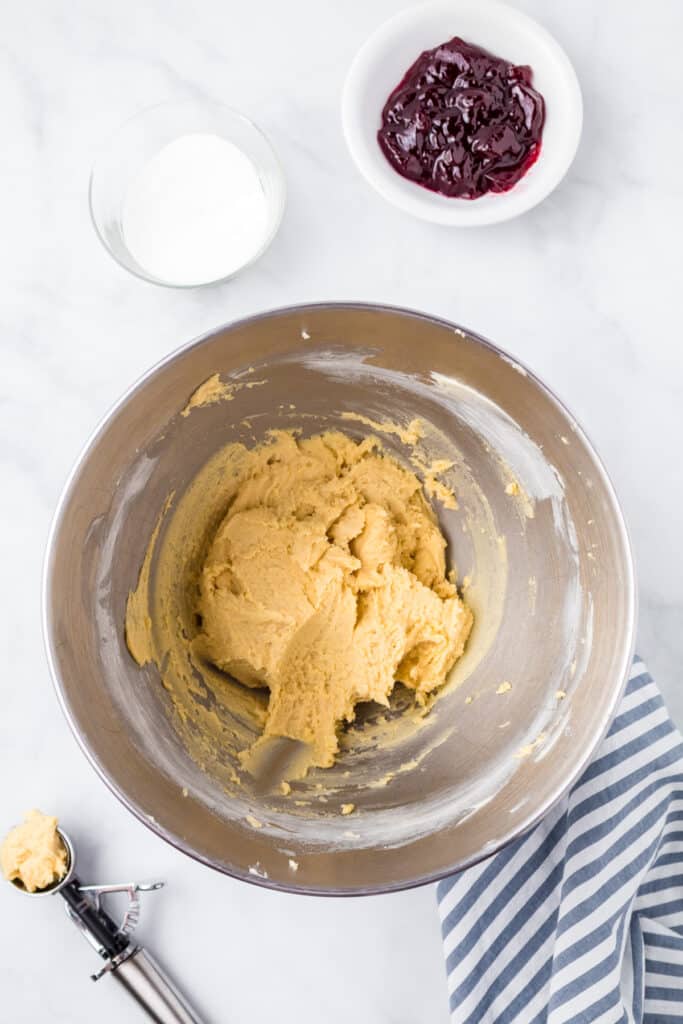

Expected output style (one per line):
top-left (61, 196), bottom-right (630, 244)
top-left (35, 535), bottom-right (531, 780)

top-left (2, 1), bottom-right (682, 1021)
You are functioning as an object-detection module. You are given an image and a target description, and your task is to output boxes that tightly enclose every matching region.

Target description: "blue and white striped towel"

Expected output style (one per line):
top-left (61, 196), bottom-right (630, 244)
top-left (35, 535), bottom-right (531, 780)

top-left (437, 659), bottom-right (683, 1024)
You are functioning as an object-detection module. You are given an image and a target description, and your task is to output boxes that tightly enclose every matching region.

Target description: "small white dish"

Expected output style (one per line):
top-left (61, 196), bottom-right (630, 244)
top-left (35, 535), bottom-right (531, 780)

top-left (342, 0), bottom-right (583, 226)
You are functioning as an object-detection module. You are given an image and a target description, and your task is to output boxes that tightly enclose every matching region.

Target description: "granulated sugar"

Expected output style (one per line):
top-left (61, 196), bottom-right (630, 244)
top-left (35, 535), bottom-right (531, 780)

top-left (122, 132), bottom-right (268, 285)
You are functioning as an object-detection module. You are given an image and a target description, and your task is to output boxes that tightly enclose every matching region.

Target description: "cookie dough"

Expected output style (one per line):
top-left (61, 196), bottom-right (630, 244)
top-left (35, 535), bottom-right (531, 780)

top-left (1, 810), bottom-right (68, 892)
top-left (198, 432), bottom-right (472, 768)
top-left (130, 430), bottom-right (472, 773)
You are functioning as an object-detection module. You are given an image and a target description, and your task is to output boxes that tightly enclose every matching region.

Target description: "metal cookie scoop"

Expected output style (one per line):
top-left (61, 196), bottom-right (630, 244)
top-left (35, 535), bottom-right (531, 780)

top-left (9, 826), bottom-right (206, 1024)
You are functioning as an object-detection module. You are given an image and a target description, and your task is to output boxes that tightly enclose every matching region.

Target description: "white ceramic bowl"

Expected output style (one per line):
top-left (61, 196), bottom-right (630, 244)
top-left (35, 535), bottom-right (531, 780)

top-left (342, 0), bottom-right (583, 226)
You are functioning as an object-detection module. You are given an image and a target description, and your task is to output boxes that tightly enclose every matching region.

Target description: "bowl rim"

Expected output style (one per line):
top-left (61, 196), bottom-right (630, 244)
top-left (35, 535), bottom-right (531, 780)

top-left (42, 302), bottom-right (636, 896)
top-left (341, 0), bottom-right (584, 226)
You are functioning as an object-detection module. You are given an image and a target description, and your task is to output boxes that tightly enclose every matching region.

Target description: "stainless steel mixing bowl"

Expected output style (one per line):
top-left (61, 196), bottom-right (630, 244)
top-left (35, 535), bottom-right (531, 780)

top-left (43, 303), bottom-right (636, 894)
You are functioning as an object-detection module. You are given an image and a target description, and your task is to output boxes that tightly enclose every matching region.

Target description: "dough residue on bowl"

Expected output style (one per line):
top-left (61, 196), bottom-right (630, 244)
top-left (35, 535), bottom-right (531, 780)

top-left (180, 372), bottom-right (266, 417)
top-left (126, 429), bottom-right (473, 778)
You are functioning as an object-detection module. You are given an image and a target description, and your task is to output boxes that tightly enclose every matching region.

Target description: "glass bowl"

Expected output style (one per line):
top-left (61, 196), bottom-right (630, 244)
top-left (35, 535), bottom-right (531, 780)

top-left (89, 100), bottom-right (286, 288)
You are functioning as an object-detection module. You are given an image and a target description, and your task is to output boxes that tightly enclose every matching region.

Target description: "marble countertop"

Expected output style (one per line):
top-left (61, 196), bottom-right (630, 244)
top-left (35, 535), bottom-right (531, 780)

top-left (2, 1), bottom-right (682, 1021)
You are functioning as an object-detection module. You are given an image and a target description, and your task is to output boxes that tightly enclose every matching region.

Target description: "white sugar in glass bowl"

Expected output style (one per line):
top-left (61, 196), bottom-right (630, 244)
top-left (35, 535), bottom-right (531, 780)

top-left (342, 0), bottom-right (583, 226)
top-left (89, 101), bottom-right (286, 288)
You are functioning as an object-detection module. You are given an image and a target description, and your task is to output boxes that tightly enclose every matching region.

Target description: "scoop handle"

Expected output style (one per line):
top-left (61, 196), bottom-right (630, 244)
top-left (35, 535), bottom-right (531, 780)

top-left (111, 947), bottom-right (207, 1024)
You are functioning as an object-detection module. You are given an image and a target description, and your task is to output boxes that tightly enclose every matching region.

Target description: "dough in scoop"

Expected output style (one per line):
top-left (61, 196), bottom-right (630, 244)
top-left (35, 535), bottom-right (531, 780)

top-left (1, 810), bottom-right (68, 892)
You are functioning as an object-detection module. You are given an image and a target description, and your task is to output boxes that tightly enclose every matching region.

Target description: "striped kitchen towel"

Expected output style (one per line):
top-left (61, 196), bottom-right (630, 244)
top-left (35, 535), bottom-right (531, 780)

top-left (437, 659), bottom-right (683, 1024)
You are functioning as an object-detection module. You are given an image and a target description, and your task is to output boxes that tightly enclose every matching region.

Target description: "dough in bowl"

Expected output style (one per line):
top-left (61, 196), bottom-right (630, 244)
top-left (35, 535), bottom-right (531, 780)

top-left (127, 430), bottom-right (473, 775)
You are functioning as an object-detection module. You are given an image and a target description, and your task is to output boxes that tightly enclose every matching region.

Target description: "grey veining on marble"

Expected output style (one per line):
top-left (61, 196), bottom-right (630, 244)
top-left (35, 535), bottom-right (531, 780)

top-left (1, 1), bottom-right (681, 1021)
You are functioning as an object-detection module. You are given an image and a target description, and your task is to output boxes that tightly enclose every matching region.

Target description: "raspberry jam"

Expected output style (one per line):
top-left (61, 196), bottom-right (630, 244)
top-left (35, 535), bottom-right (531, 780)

top-left (377, 36), bottom-right (545, 200)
